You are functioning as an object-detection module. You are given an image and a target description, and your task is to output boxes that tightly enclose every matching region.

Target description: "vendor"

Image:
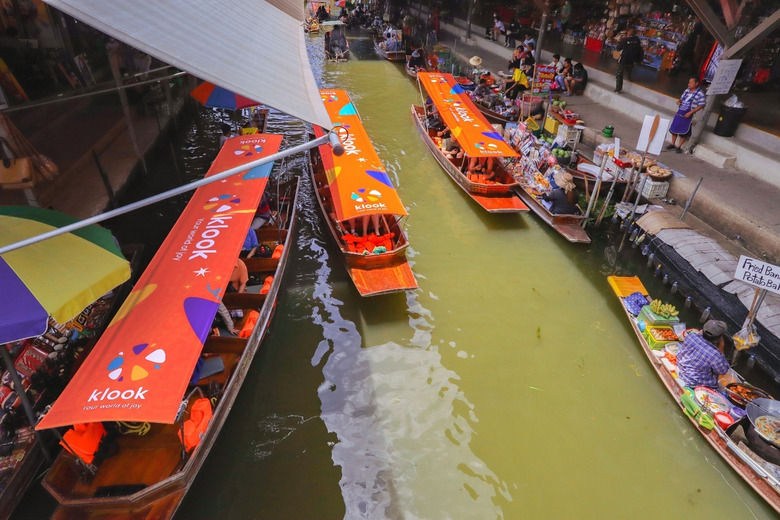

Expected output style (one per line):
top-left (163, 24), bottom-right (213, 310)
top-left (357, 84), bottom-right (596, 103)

top-left (666, 76), bottom-right (705, 153)
top-left (541, 170), bottom-right (579, 214)
top-left (408, 49), bottom-right (425, 70)
top-left (676, 320), bottom-right (731, 389)
top-left (472, 78), bottom-right (493, 100)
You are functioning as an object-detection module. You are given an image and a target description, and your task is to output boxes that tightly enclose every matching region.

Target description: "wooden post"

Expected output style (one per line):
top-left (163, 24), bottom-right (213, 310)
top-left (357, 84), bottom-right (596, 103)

top-left (93, 151), bottom-right (118, 209)
top-left (107, 43), bottom-right (148, 176)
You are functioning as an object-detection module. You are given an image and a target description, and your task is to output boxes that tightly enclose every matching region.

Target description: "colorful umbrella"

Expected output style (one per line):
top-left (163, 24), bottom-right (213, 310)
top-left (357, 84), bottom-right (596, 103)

top-left (190, 81), bottom-right (260, 110)
top-left (0, 206), bottom-right (131, 345)
top-left (335, 0), bottom-right (345, 6)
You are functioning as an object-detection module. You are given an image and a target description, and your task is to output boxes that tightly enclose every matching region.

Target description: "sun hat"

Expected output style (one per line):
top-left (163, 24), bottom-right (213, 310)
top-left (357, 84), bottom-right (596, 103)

top-left (553, 170), bottom-right (576, 192)
top-left (469, 56), bottom-right (483, 66)
top-left (702, 320), bottom-right (728, 339)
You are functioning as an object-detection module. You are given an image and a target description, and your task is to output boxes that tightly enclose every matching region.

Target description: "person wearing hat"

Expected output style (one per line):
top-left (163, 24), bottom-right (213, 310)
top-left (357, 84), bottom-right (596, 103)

top-left (408, 49), bottom-right (425, 71)
top-left (469, 55), bottom-right (483, 78)
top-left (541, 170), bottom-right (579, 214)
top-left (676, 320), bottom-right (731, 389)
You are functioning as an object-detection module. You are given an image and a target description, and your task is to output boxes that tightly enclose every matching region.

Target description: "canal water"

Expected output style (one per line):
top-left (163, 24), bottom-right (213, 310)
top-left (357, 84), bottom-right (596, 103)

top-left (14, 29), bottom-right (777, 520)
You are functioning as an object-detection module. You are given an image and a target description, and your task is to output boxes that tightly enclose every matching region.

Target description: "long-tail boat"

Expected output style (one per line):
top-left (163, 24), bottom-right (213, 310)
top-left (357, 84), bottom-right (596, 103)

top-left (608, 275), bottom-right (780, 515)
top-left (309, 89), bottom-right (417, 297)
top-left (411, 72), bottom-right (528, 213)
top-left (36, 134), bottom-right (300, 519)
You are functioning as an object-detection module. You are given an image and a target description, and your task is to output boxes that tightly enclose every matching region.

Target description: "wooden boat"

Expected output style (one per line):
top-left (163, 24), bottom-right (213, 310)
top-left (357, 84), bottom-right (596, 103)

top-left (0, 244), bottom-right (142, 520)
top-left (37, 134), bottom-right (300, 519)
top-left (405, 59), bottom-right (418, 79)
top-left (310, 89), bottom-right (417, 297)
top-left (511, 171), bottom-right (589, 243)
top-left (325, 37), bottom-right (350, 62)
top-left (412, 72), bottom-right (528, 214)
top-left (374, 32), bottom-right (405, 61)
top-left (608, 275), bottom-right (780, 515)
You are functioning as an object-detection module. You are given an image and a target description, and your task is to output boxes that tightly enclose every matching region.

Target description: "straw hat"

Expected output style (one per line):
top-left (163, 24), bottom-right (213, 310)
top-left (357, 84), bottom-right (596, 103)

top-left (553, 170), bottom-right (576, 192)
top-left (469, 56), bottom-right (483, 66)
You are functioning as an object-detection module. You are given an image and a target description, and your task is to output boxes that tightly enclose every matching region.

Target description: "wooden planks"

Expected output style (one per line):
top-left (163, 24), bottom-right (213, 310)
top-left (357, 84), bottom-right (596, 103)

top-left (349, 262), bottom-right (418, 297)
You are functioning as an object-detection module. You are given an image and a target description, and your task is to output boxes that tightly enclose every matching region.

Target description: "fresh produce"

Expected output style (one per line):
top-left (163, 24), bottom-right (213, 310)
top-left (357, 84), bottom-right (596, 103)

top-left (649, 299), bottom-right (678, 318)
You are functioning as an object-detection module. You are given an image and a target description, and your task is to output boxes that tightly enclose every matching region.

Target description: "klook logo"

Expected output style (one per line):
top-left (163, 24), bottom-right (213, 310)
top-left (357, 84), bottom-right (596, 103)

top-left (203, 194), bottom-right (241, 213)
top-left (106, 343), bottom-right (167, 382)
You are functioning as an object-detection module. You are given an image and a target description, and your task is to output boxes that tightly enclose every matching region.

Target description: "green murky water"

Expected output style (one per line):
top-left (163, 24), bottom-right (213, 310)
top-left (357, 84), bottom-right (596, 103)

top-left (14, 28), bottom-right (777, 520)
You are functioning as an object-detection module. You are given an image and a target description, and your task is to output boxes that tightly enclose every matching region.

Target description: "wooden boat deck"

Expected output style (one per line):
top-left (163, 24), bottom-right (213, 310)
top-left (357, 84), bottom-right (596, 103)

top-left (609, 276), bottom-right (780, 515)
top-left (411, 105), bottom-right (528, 214)
top-left (43, 180), bottom-right (302, 519)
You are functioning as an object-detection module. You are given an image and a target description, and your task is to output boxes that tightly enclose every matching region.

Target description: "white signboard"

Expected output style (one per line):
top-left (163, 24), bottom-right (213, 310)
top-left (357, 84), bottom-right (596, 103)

top-left (734, 255), bottom-right (780, 295)
top-left (708, 59), bottom-right (743, 95)
top-left (636, 115), bottom-right (671, 156)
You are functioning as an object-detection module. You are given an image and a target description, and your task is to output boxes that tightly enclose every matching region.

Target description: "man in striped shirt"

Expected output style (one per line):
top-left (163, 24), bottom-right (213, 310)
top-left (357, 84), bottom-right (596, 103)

top-left (677, 320), bottom-right (730, 388)
top-left (666, 76), bottom-right (706, 153)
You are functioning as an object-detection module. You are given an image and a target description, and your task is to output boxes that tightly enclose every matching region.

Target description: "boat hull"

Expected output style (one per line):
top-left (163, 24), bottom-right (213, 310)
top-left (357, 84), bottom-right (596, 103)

top-left (43, 181), bottom-right (302, 519)
top-left (374, 38), bottom-right (405, 61)
top-left (608, 276), bottom-right (780, 515)
top-left (411, 105), bottom-right (528, 213)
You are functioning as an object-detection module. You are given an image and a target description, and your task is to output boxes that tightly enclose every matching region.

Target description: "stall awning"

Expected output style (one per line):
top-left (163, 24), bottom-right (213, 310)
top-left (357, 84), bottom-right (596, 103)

top-left (44, 0), bottom-right (331, 129)
top-left (36, 134), bottom-right (282, 429)
top-left (417, 72), bottom-right (518, 159)
top-left (314, 89), bottom-right (407, 222)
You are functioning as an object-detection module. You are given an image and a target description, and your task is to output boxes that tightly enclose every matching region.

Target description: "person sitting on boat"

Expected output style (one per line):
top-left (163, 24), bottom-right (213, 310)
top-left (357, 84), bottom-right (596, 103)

top-left (427, 111), bottom-right (445, 133)
top-left (331, 26), bottom-right (347, 57)
top-left (316, 5), bottom-right (329, 21)
top-left (229, 258), bottom-right (249, 293)
top-left (676, 320), bottom-right (731, 389)
top-left (241, 228), bottom-right (258, 259)
top-left (541, 170), bottom-right (579, 214)
top-left (468, 156), bottom-right (496, 180)
top-left (479, 71), bottom-right (496, 86)
top-left (252, 193), bottom-right (274, 230)
top-left (408, 49), bottom-right (425, 70)
top-left (219, 123), bottom-right (231, 149)
top-left (442, 136), bottom-right (465, 161)
top-left (472, 78), bottom-right (493, 100)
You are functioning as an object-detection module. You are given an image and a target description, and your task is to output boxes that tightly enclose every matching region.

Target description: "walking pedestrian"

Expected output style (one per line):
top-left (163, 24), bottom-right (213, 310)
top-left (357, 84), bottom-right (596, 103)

top-left (666, 76), bottom-right (705, 153)
top-left (614, 29), bottom-right (643, 93)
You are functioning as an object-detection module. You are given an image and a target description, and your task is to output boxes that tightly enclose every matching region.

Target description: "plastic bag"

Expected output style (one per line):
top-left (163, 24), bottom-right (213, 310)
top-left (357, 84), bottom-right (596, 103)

top-left (733, 325), bottom-right (760, 350)
top-left (723, 94), bottom-right (744, 108)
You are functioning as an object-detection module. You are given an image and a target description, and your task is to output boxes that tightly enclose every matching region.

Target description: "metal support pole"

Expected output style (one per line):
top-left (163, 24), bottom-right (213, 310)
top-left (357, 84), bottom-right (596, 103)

top-left (618, 173), bottom-right (648, 253)
top-left (107, 43), bottom-right (148, 177)
top-left (582, 154), bottom-right (606, 227)
top-left (0, 346), bottom-right (50, 463)
top-left (680, 176), bottom-right (703, 221)
top-left (465, 0), bottom-right (475, 40)
top-left (92, 151), bottom-right (118, 209)
top-left (535, 11), bottom-right (548, 64)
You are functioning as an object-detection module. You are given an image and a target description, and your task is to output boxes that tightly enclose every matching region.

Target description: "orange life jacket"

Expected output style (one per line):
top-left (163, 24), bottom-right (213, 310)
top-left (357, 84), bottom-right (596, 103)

top-left (61, 422), bottom-right (106, 464)
top-left (178, 398), bottom-right (213, 453)
top-left (238, 310), bottom-right (260, 338)
top-left (259, 276), bottom-right (273, 295)
top-left (271, 244), bottom-right (284, 259)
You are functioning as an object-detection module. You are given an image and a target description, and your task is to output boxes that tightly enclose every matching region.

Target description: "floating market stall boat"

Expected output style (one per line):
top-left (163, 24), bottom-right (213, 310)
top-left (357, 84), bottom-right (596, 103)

top-left (309, 89), bottom-right (417, 297)
top-left (608, 275), bottom-right (780, 515)
top-left (411, 72), bottom-right (528, 213)
top-left (374, 29), bottom-right (405, 61)
top-left (37, 134), bottom-right (300, 520)
top-left (501, 122), bottom-right (589, 242)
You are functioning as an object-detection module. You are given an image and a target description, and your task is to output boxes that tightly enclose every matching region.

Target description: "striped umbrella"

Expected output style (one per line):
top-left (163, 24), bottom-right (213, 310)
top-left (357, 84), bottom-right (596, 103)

top-left (0, 206), bottom-right (130, 344)
top-left (190, 81), bottom-right (260, 110)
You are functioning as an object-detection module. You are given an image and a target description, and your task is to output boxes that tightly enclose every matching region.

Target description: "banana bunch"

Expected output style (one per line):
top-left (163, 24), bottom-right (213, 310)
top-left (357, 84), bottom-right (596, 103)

top-left (650, 299), bottom-right (679, 318)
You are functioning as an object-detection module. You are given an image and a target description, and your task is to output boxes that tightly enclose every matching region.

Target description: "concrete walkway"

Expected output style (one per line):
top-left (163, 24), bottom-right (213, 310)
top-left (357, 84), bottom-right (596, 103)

top-left (428, 18), bottom-right (780, 264)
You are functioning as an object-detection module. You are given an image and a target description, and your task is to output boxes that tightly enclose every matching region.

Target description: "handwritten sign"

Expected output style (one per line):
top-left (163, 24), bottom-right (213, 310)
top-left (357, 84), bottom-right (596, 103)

top-left (734, 255), bottom-right (780, 295)
top-left (707, 58), bottom-right (743, 95)
top-left (532, 65), bottom-right (556, 95)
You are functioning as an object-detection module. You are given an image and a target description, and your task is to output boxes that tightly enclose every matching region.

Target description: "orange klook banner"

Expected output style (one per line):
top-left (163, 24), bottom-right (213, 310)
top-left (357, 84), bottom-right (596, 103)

top-left (37, 134), bottom-right (282, 429)
top-left (314, 89), bottom-right (407, 222)
top-left (417, 72), bottom-right (518, 159)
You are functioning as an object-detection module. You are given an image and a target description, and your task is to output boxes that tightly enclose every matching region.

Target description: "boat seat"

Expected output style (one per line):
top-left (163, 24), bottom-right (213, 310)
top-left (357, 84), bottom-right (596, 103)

top-left (243, 257), bottom-right (279, 273)
top-left (222, 292), bottom-right (267, 310)
top-left (203, 335), bottom-right (247, 355)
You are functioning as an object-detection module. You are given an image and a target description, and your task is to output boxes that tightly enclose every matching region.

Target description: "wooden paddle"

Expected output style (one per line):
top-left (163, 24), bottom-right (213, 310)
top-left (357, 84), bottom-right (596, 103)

top-left (625, 114), bottom-right (660, 201)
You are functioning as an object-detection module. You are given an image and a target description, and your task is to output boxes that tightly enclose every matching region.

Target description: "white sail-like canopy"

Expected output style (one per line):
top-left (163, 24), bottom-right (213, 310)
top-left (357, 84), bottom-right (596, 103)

top-left (44, 0), bottom-right (331, 129)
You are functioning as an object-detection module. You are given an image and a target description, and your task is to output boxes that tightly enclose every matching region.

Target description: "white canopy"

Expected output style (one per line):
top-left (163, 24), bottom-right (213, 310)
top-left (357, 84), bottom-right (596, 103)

top-left (44, 0), bottom-right (331, 129)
